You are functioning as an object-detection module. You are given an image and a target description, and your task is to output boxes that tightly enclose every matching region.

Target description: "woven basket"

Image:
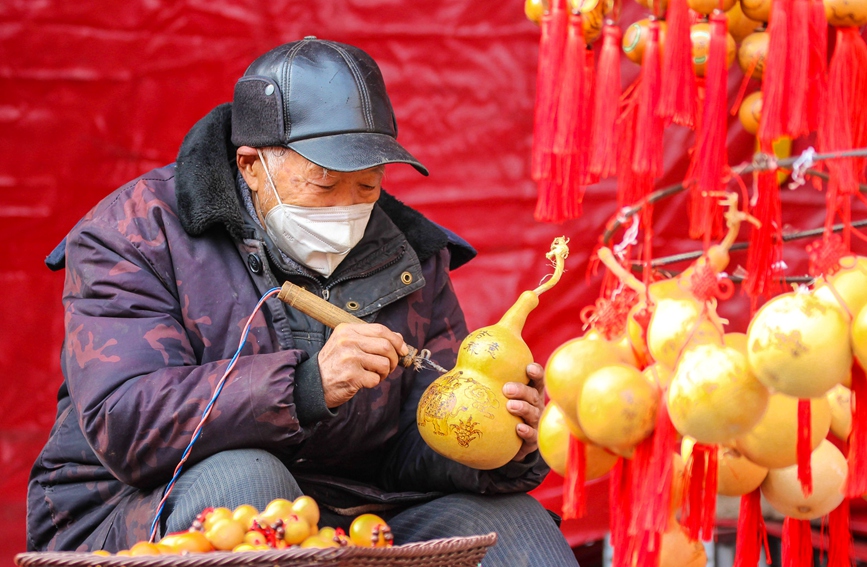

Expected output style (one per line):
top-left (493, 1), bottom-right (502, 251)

top-left (14, 533), bottom-right (496, 567)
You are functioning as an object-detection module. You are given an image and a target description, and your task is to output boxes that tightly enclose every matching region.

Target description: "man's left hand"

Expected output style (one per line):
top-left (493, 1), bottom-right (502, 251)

top-left (503, 362), bottom-right (546, 463)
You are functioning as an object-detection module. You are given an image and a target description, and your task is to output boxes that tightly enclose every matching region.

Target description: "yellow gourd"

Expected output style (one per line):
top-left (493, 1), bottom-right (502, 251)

top-left (416, 237), bottom-right (569, 469)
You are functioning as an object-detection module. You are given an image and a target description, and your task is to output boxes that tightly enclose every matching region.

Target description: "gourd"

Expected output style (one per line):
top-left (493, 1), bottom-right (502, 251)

top-left (734, 392), bottom-right (831, 470)
top-left (416, 237), bottom-right (569, 470)
top-left (747, 288), bottom-right (851, 399)
top-left (760, 440), bottom-right (847, 520)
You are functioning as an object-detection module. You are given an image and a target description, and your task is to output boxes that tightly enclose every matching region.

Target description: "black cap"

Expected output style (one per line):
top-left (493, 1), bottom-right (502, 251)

top-left (231, 37), bottom-right (428, 176)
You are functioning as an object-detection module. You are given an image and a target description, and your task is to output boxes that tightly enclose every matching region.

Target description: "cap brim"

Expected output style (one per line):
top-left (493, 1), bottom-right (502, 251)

top-left (287, 132), bottom-right (429, 176)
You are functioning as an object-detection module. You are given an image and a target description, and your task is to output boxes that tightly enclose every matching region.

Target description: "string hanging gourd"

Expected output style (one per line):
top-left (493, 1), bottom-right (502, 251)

top-left (416, 237), bottom-right (570, 469)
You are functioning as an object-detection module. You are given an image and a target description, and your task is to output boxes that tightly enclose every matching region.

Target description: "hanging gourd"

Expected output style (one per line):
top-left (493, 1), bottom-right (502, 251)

top-left (827, 383), bottom-right (853, 441)
top-left (681, 437), bottom-right (768, 496)
top-left (690, 21), bottom-right (738, 77)
top-left (737, 30), bottom-right (768, 80)
top-left (545, 330), bottom-right (639, 438)
top-left (668, 342), bottom-right (770, 445)
top-left (813, 255), bottom-right (867, 318)
top-left (734, 392), bottom-right (832, 469)
top-left (725, 1), bottom-right (762, 42)
top-left (746, 288), bottom-right (851, 399)
top-left (760, 440), bottom-right (847, 520)
top-left (739, 0), bottom-right (772, 23)
top-left (738, 91), bottom-right (762, 135)
top-left (576, 363), bottom-right (660, 455)
top-left (538, 402), bottom-right (618, 478)
top-left (622, 18), bottom-right (668, 65)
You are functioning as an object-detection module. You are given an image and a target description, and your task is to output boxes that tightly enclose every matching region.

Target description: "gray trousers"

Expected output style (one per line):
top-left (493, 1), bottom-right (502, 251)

top-left (162, 449), bottom-right (579, 567)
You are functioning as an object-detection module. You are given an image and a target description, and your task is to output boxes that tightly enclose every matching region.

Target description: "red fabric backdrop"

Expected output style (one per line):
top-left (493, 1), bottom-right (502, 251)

top-left (1, 1), bottom-right (861, 565)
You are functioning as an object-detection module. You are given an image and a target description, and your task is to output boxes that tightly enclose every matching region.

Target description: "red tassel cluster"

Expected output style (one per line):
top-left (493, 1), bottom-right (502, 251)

top-left (846, 361), bottom-right (867, 497)
top-left (806, 0), bottom-right (828, 132)
top-left (531, 0), bottom-right (569, 222)
top-left (733, 488), bottom-right (770, 567)
top-left (657, 0), bottom-right (697, 128)
top-left (797, 399), bottom-right (814, 497)
top-left (609, 458), bottom-right (633, 567)
top-left (828, 499), bottom-right (853, 567)
top-left (562, 435), bottom-right (587, 520)
top-left (687, 12), bottom-right (728, 244)
top-left (531, 0), bottom-right (568, 182)
top-left (757, 0), bottom-right (792, 143)
top-left (591, 24), bottom-right (623, 179)
top-left (786, 0), bottom-right (811, 138)
top-left (758, 0), bottom-right (823, 143)
top-left (546, 14), bottom-right (594, 222)
top-left (629, 401), bottom-right (676, 563)
top-left (743, 141), bottom-right (784, 303)
top-left (681, 441), bottom-right (718, 541)
top-left (818, 27), bottom-right (867, 249)
top-left (632, 20), bottom-right (664, 178)
top-left (781, 517), bottom-right (814, 567)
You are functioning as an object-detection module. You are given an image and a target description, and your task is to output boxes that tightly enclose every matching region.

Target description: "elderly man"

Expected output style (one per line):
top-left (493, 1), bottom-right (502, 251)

top-left (27, 38), bottom-right (579, 566)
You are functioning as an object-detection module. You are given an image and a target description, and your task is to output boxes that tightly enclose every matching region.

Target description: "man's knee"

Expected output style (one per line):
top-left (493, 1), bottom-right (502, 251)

top-left (163, 449), bottom-right (301, 534)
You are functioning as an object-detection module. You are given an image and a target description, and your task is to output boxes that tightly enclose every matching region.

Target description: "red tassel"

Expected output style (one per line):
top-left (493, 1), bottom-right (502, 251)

top-left (846, 361), bottom-right (867, 497)
top-left (758, 0), bottom-right (792, 144)
top-left (609, 458), bottom-right (634, 567)
top-left (806, 0), bottom-right (828, 132)
top-left (658, 0), bottom-right (697, 127)
top-left (578, 46), bottom-right (598, 187)
top-left (786, 0), bottom-right (811, 138)
top-left (733, 488), bottom-right (770, 567)
top-left (617, 85), bottom-right (655, 208)
top-left (694, 76), bottom-right (706, 134)
top-left (829, 499), bottom-right (853, 567)
top-left (631, 401), bottom-right (676, 535)
top-left (554, 21), bottom-right (598, 221)
top-left (782, 517), bottom-right (814, 567)
top-left (531, 0), bottom-right (569, 182)
top-left (632, 19), bottom-right (664, 178)
top-left (562, 47), bottom-right (597, 220)
top-left (550, 13), bottom-right (588, 223)
top-left (818, 27), bottom-right (867, 248)
top-left (631, 528), bottom-right (662, 567)
top-left (553, 13), bottom-right (586, 158)
top-left (591, 24), bottom-right (623, 179)
top-left (562, 435), bottom-right (587, 520)
top-left (743, 140), bottom-right (784, 301)
top-left (797, 399), bottom-right (814, 497)
top-left (534, 176), bottom-right (568, 223)
top-left (681, 442), bottom-right (718, 541)
top-left (687, 12), bottom-right (729, 243)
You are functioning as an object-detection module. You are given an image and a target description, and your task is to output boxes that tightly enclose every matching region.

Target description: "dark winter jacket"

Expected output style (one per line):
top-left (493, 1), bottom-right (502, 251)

top-left (27, 104), bottom-right (548, 552)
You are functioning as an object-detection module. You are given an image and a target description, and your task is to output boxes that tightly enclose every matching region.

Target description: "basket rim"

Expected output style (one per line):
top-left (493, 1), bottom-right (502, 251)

top-left (14, 532), bottom-right (498, 567)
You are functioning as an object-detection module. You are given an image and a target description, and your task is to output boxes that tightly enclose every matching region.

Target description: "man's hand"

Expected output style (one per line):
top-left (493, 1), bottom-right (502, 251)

top-left (504, 362), bottom-right (546, 463)
top-left (318, 323), bottom-right (408, 408)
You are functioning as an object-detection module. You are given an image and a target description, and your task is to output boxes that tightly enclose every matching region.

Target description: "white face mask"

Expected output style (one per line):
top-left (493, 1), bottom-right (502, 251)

top-left (256, 149), bottom-right (374, 277)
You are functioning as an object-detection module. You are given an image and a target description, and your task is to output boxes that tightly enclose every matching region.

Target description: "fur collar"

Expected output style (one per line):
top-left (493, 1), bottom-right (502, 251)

top-left (175, 103), bottom-right (475, 269)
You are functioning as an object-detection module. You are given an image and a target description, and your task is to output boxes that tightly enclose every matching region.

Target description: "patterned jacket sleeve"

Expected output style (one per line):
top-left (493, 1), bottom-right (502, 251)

top-left (379, 249), bottom-right (549, 494)
top-left (62, 208), bottom-right (310, 489)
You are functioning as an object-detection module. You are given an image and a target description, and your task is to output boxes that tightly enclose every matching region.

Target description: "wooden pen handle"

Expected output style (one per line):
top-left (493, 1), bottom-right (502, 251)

top-left (277, 281), bottom-right (364, 327)
top-left (277, 281), bottom-right (419, 367)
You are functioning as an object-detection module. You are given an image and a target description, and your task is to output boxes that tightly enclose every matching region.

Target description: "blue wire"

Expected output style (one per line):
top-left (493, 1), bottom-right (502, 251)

top-left (148, 287), bottom-right (281, 540)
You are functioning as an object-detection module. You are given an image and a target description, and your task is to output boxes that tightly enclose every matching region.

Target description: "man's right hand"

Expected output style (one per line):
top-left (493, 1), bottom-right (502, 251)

top-left (317, 323), bottom-right (409, 408)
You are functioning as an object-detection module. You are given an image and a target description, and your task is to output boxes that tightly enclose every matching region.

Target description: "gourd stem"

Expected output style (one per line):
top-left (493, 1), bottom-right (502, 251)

top-left (597, 247), bottom-right (647, 294)
top-left (719, 193), bottom-right (757, 251)
top-left (533, 236), bottom-right (571, 295)
top-left (500, 237), bottom-right (571, 332)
